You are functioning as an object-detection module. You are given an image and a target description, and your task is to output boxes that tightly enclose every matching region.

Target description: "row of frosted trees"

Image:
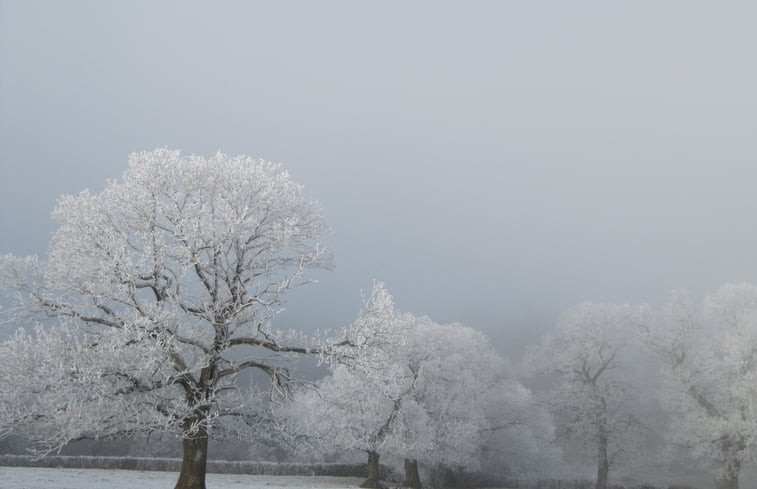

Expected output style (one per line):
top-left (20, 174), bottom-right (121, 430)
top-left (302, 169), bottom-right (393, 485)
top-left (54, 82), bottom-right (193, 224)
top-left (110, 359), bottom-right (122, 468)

top-left (0, 150), bottom-right (756, 489)
top-left (524, 286), bottom-right (757, 489)
top-left (278, 282), bottom-right (757, 489)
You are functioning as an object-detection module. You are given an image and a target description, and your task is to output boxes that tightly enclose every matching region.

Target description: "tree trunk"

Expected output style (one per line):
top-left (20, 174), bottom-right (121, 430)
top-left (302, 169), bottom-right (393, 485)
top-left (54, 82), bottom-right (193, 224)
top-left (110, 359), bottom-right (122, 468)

top-left (360, 450), bottom-right (383, 488)
top-left (174, 424), bottom-right (209, 489)
top-left (716, 441), bottom-right (741, 489)
top-left (716, 474), bottom-right (739, 489)
top-left (595, 415), bottom-right (609, 489)
top-left (595, 451), bottom-right (608, 489)
top-left (403, 458), bottom-right (422, 488)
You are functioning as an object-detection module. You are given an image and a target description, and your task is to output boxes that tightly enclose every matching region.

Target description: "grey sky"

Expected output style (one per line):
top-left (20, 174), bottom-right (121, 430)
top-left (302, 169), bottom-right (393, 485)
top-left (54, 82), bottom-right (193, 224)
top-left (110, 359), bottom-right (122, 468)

top-left (1, 1), bottom-right (756, 351)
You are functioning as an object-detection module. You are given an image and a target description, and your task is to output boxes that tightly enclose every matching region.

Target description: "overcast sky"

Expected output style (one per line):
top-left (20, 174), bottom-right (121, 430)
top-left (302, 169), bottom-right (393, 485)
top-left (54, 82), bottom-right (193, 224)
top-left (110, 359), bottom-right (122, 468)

top-left (1, 1), bottom-right (756, 352)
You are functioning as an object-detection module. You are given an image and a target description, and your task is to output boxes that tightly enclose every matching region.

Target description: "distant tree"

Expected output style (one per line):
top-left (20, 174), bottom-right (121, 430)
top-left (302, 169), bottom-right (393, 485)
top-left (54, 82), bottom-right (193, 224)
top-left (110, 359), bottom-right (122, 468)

top-left (479, 378), bottom-right (562, 479)
top-left (524, 303), bottom-right (649, 489)
top-left (287, 283), bottom-right (537, 488)
top-left (644, 284), bottom-right (757, 489)
top-left (405, 319), bottom-right (510, 478)
top-left (0, 149), bottom-right (350, 489)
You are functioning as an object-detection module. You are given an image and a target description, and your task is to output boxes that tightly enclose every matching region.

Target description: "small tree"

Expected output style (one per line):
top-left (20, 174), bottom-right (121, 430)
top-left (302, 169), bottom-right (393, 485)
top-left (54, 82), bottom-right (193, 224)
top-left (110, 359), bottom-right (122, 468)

top-left (0, 149), bottom-right (341, 489)
top-left (644, 284), bottom-right (757, 489)
top-left (524, 303), bottom-right (648, 489)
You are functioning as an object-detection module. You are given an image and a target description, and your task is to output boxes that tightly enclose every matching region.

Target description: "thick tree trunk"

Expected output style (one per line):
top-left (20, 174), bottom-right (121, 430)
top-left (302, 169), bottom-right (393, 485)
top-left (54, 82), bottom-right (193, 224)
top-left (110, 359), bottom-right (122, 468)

top-left (595, 416), bottom-right (609, 489)
top-left (403, 458), bottom-right (422, 488)
top-left (595, 450), bottom-right (608, 489)
top-left (360, 450), bottom-right (383, 488)
top-left (716, 443), bottom-right (741, 489)
top-left (174, 425), bottom-right (209, 489)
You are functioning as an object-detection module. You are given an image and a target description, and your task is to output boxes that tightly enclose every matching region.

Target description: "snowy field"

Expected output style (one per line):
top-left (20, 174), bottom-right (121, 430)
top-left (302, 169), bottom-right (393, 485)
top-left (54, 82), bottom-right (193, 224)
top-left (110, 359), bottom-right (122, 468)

top-left (0, 466), bottom-right (366, 489)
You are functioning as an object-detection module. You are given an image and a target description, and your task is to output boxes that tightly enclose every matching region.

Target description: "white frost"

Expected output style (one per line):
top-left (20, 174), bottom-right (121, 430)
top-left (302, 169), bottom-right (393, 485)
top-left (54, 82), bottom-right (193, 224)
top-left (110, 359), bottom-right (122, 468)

top-left (0, 467), bottom-right (365, 489)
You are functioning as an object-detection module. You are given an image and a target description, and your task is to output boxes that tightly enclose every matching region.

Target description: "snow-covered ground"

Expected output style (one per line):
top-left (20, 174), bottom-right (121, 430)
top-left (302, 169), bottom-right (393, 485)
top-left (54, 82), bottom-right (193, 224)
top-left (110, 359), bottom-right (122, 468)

top-left (0, 466), bottom-right (366, 489)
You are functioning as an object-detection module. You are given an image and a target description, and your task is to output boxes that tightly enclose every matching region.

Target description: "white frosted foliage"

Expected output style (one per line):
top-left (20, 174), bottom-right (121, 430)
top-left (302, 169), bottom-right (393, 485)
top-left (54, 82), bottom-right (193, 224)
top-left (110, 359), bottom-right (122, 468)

top-left (0, 149), bottom-right (333, 455)
top-left (646, 284), bottom-right (757, 489)
top-left (286, 282), bottom-right (549, 474)
top-left (523, 303), bottom-right (649, 488)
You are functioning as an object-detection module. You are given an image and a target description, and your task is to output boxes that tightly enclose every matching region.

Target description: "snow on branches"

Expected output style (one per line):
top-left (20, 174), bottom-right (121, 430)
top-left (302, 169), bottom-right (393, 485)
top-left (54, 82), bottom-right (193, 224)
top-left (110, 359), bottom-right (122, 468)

top-left (285, 282), bottom-right (550, 482)
top-left (645, 284), bottom-right (757, 489)
top-left (0, 150), bottom-right (336, 488)
top-left (523, 303), bottom-right (650, 489)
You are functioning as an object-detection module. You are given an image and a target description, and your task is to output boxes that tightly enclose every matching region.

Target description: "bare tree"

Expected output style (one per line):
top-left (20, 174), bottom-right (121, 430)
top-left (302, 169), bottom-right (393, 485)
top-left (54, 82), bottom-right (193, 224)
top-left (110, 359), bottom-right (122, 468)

top-left (0, 149), bottom-right (343, 489)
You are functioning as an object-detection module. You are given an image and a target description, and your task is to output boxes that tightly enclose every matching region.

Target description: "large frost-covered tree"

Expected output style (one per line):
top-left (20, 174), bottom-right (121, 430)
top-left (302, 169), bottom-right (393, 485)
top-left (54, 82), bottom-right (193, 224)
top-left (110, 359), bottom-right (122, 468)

top-left (524, 303), bottom-right (648, 489)
top-left (644, 284), bottom-right (757, 489)
top-left (0, 149), bottom-right (343, 489)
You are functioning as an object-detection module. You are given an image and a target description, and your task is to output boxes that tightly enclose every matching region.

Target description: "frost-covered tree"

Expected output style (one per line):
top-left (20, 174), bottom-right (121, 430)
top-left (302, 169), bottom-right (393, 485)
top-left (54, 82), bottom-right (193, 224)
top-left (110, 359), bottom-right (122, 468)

top-left (644, 284), bottom-right (757, 489)
top-left (285, 284), bottom-right (423, 488)
top-left (524, 303), bottom-right (649, 489)
top-left (0, 149), bottom-right (344, 489)
top-left (287, 284), bottom-right (529, 488)
top-left (407, 319), bottom-right (508, 476)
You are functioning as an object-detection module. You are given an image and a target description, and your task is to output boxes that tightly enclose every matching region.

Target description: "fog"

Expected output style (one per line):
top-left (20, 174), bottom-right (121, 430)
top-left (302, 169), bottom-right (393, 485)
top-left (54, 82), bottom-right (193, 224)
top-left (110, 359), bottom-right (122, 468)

top-left (2, 1), bottom-right (757, 354)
